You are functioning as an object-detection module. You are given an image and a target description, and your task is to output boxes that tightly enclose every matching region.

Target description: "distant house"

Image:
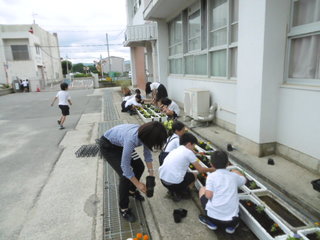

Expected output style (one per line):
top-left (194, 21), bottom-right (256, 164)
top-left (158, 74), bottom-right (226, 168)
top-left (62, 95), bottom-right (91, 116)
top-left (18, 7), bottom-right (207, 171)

top-left (0, 24), bottom-right (63, 91)
top-left (101, 56), bottom-right (125, 74)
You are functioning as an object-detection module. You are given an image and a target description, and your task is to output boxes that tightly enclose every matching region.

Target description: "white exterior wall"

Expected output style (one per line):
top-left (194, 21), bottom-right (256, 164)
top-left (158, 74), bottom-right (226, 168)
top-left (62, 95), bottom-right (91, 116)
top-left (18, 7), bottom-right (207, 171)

top-left (168, 77), bottom-right (237, 125)
top-left (278, 88), bottom-right (320, 160)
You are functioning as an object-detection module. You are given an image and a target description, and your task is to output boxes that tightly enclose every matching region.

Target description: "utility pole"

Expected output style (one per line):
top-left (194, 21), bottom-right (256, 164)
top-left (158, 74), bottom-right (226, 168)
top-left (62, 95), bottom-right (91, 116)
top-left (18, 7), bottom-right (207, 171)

top-left (106, 33), bottom-right (111, 74)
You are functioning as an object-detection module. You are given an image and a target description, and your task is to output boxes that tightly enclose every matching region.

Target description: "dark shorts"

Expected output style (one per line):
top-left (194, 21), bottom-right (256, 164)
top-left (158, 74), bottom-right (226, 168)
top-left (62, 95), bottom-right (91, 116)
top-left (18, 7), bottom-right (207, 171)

top-left (161, 172), bottom-right (195, 194)
top-left (200, 195), bottom-right (240, 228)
top-left (59, 105), bottom-right (70, 116)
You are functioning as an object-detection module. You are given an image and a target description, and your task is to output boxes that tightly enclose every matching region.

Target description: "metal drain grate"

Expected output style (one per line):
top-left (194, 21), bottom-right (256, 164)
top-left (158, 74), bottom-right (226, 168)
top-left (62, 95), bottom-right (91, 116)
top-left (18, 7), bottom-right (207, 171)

top-left (75, 144), bottom-right (100, 157)
top-left (103, 160), bottom-right (150, 240)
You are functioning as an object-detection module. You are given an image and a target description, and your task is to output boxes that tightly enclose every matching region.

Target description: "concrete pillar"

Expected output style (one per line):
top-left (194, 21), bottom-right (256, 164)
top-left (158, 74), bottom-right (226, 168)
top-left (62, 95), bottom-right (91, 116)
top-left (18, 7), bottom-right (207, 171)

top-left (156, 20), bottom-right (169, 86)
top-left (236, 0), bottom-right (290, 150)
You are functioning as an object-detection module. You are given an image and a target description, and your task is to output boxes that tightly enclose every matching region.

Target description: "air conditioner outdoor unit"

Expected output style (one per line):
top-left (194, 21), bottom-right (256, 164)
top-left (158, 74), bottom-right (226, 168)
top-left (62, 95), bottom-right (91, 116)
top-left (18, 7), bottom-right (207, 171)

top-left (184, 88), bottom-right (210, 120)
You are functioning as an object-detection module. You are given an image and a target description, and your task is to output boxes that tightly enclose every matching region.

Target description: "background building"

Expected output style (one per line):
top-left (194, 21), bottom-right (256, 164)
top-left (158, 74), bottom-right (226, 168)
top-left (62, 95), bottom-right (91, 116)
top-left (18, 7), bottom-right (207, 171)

top-left (0, 24), bottom-right (63, 91)
top-left (101, 56), bottom-right (125, 74)
top-left (126, 0), bottom-right (320, 174)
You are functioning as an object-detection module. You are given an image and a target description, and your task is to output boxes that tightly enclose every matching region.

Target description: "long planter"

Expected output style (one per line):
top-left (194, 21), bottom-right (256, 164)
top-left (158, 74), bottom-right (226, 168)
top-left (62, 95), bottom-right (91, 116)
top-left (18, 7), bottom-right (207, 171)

top-left (239, 195), bottom-right (293, 240)
top-left (227, 165), bottom-right (267, 193)
top-left (297, 227), bottom-right (320, 240)
top-left (252, 191), bottom-right (313, 232)
top-left (136, 110), bottom-right (153, 123)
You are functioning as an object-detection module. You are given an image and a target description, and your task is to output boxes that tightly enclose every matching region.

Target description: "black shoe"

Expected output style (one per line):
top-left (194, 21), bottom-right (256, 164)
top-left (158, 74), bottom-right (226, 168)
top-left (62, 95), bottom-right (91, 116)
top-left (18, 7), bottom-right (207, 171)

top-left (129, 190), bottom-right (145, 201)
top-left (120, 209), bottom-right (136, 222)
top-left (167, 191), bottom-right (181, 202)
top-left (57, 120), bottom-right (61, 125)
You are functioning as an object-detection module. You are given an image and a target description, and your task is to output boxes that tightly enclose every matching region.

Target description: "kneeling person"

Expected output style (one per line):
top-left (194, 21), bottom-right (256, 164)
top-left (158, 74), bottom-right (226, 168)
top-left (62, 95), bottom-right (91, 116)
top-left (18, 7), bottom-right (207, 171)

top-left (159, 132), bottom-right (214, 201)
top-left (198, 151), bottom-right (246, 234)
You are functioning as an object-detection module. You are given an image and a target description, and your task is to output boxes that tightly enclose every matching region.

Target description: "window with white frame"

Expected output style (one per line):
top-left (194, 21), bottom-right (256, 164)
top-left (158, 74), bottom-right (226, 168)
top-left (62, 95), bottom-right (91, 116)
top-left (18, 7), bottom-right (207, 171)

top-left (169, 15), bottom-right (183, 56)
top-left (167, 0), bottom-right (238, 78)
top-left (11, 45), bottom-right (29, 60)
top-left (209, 0), bottom-right (238, 78)
top-left (188, 4), bottom-right (201, 52)
top-left (35, 45), bottom-right (40, 55)
top-left (169, 15), bottom-right (183, 74)
top-left (287, 0), bottom-right (320, 85)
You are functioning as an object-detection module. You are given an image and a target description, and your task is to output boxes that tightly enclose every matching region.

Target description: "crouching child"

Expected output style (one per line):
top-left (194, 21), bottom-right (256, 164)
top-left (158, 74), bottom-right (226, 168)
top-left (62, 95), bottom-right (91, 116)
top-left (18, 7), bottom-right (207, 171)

top-left (198, 150), bottom-right (246, 234)
top-left (159, 132), bottom-right (214, 201)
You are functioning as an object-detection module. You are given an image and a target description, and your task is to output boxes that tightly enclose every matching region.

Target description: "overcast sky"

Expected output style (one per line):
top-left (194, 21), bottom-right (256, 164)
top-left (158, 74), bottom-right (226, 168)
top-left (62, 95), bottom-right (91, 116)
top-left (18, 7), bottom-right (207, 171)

top-left (0, 0), bottom-right (130, 63)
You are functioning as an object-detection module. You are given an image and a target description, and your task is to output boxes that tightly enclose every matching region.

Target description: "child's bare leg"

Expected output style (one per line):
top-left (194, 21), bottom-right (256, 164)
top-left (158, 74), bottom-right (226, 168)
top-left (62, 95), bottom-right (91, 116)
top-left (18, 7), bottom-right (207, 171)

top-left (199, 186), bottom-right (206, 198)
top-left (60, 115), bottom-right (66, 126)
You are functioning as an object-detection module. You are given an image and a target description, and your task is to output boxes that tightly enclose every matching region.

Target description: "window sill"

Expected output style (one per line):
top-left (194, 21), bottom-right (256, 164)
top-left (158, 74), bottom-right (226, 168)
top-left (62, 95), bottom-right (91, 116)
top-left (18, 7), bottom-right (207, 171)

top-left (280, 83), bottom-right (320, 92)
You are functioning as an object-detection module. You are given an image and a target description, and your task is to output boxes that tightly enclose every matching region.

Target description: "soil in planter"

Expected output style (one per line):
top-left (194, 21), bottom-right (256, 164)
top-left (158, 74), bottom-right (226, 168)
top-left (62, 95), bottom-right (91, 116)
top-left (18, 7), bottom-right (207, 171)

top-left (306, 232), bottom-right (320, 240)
top-left (196, 154), bottom-right (211, 168)
top-left (197, 173), bottom-right (207, 186)
top-left (238, 188), bottom-right (244, 194)
top-left (245, 179), bottom-right (261, 190)
top-left (258, 195), bottom-right (306, 228)
top-left (240, 199), bottom-right (285, 238)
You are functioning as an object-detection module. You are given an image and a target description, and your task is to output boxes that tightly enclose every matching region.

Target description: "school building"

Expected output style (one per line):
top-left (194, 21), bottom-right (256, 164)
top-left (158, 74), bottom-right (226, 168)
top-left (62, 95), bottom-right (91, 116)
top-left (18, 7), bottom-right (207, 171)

top-left (124, 0), bottom-right (320, 174)
top-left (0, 24), bottom-right (63, 91)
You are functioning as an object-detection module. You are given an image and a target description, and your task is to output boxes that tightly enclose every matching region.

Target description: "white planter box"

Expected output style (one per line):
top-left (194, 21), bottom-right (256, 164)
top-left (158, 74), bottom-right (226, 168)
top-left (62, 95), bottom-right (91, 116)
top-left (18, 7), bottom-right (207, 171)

top-left (239, 195), bottom-right (293, 240)
top-left (252, 191), bottom-right (313, 232)
top-left (298, 227), bottom-right (320, 240)
top-left (137, 110), bottom-right (154, 123)
top-left (227, 165), bottom-right (267, 193)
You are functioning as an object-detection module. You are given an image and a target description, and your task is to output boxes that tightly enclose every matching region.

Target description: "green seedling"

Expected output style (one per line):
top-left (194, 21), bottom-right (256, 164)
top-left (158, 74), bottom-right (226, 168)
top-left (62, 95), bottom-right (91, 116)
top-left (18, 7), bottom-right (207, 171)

top-left (249, 180), bottom-right (258, 189)
top-left (255, 205), bottom-right (265, 214)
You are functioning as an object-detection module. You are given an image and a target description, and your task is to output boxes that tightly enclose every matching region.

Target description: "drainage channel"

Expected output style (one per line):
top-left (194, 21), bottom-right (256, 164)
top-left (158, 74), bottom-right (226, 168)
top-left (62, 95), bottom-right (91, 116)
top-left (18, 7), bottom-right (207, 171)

top-left (100, 89), bottom-right (151, 240)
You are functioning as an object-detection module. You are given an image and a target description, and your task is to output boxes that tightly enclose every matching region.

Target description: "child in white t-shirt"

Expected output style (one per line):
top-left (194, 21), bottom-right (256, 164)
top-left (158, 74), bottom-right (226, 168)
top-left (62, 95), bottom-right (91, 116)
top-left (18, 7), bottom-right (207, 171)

top-left (158, 121), bottom-right (186, 165)
top-left (51, 83), bottom-right (72, 130)
top-left (159, 132), bottom-right (214, 201)
top-left (198, 150), bottom-right (246, 234)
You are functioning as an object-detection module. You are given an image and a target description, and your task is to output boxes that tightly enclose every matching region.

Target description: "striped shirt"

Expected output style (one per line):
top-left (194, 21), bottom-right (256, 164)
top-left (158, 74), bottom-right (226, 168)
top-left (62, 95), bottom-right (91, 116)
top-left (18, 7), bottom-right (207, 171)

top-left (104, 124), bottom-right (152, 179)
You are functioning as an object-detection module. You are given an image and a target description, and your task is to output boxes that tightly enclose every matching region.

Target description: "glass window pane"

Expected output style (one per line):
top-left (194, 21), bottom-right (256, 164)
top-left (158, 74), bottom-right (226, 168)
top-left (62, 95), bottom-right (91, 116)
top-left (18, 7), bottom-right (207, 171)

top-left (293, 0), bottom-right (320, 27)
top-left (211, 0), bottom-right (227, 30)
top-left (189, 10), bottom-right (201, 38)
top-left (11, 45), bottom-right (29, 60)
top-left (210, 28), bottom-right (227, 47)
top-left (232, 0), bottom-right (239, 23)
top-left (231, 23), bottom-right (238, 43)
top-left (231, 47), bottom-right (238, 78)
top-left (175, 19), bottom-right (182, 42)
top-left (189, 37), bottom-right (201, 51)
top-left (169, 58), bottom-right (183, 74)
top-left (195, 54), bottom-right (207, 75)
top-left (289, 35), bottom-right (320, 79)
top-left (169, 15), bottom-right (182, 55)
top-left (185, 56), bottom-right (194, 74)
top-left (210, 50), bottom-right (226, 77)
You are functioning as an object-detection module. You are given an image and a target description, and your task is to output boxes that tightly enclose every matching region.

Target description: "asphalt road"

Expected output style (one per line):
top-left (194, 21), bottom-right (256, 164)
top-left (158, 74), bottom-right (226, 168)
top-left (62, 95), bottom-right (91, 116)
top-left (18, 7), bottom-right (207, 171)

top-left (0, 86), bottom-right (101, 240)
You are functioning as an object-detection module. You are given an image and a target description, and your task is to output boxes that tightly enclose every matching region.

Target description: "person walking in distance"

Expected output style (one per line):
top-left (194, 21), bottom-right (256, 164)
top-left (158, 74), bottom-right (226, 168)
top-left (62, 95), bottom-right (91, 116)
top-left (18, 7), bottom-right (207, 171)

top-left (51, 83), bottom-right (72, 130)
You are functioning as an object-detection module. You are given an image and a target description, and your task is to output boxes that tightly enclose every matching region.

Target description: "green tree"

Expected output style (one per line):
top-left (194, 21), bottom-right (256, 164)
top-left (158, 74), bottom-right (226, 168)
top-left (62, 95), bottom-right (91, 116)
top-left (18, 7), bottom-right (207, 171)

top-left (61, 60), bottom-right (73, 75)
top-left (72, 63), bottom-right (85, 73)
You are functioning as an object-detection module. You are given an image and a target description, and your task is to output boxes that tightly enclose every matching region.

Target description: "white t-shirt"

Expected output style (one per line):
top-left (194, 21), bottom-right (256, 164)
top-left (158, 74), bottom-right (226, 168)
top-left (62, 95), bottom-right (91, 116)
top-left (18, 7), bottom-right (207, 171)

top-left (56, 91), bottom-right (71, 105)
top-left (205, 169), bottom-right (246, 221)
top-left (159, 145), bottom-right (197, 184)
top-left (150, 82), bottom-right (160, 90)
top-left (123, 95), bottom-right (133, 101)
top-left (125, 97), bottom-right (142, 108)
top-left (168, 101), bottom-right (180, 116)
top-left (163, 133), bottom-right (180, 152)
